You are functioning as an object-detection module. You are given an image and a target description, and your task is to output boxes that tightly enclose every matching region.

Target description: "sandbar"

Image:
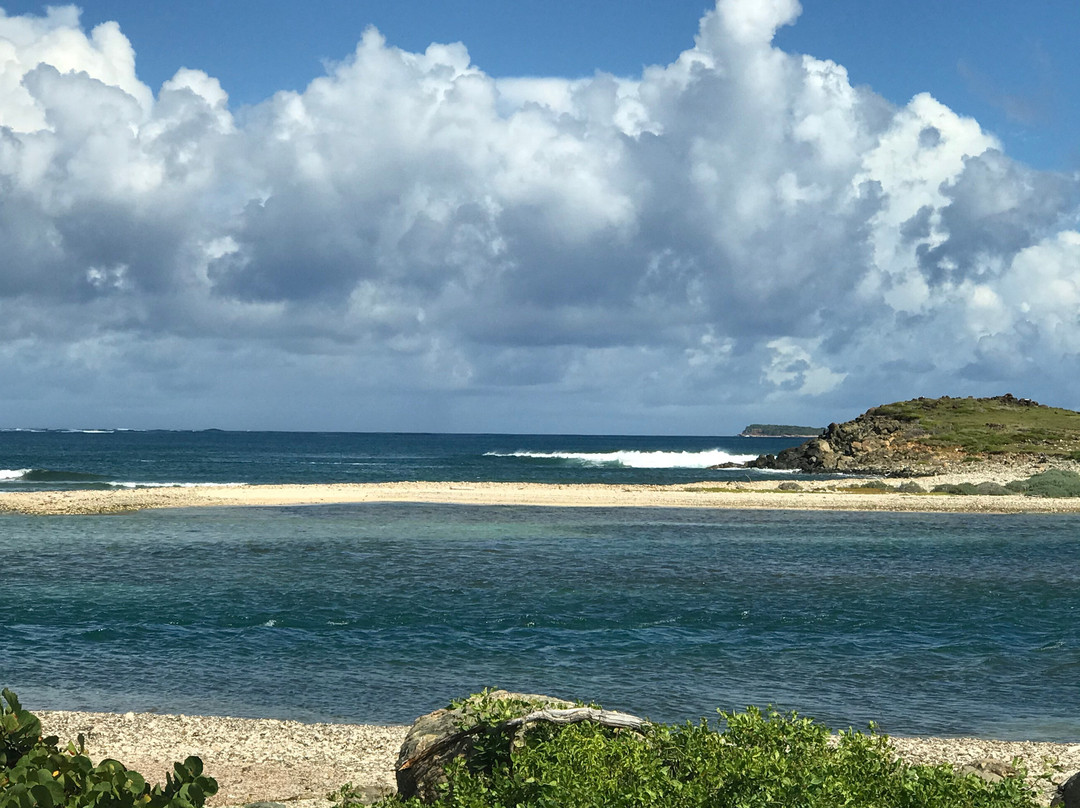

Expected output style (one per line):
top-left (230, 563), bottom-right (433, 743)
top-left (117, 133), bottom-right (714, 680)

top-left (4, 473), bottom-right (1080, 515)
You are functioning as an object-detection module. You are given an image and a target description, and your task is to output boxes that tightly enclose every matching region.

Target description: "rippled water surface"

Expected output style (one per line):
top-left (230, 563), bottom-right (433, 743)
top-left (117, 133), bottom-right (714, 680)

top-left (3, 504), bottom-right (1078, 740)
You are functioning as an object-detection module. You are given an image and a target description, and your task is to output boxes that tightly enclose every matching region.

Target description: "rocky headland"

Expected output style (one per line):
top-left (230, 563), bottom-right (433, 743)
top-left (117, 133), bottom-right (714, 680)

top-left (739, 424), bottom-right (824, 438)
top-left (748, 394), bottom-right (1080, 477)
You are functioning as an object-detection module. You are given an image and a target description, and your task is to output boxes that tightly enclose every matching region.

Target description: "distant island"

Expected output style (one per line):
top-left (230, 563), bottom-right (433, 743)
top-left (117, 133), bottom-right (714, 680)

top-left (740, 424), bottom-right (825, 438)
top-left (748, 394), bottom-right (1080, 476)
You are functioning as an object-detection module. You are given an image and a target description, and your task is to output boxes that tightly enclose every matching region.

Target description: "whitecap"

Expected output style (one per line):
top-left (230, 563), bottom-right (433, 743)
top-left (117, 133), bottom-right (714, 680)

top-left (483, 449), bottom-right (757, 469)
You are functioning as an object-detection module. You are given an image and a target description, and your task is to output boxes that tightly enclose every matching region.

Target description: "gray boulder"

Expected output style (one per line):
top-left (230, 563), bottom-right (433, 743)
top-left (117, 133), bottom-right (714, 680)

top-left (958, 758), bottom-right (1017, 784)
top-left (1052, 771), bottom-right (1080, 807)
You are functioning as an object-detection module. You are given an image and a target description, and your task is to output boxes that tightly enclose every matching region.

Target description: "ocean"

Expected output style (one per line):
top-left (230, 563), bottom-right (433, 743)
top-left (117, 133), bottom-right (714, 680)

top-left (2, 430), bottom-right (1078, 741)
top-left (0, 429), bottom-right (793, 490)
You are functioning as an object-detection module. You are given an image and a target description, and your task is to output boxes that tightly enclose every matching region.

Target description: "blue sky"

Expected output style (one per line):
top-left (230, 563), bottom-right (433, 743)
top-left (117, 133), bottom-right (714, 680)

top-left (3, 0), bottom-right (1075, 169)
top-left (0, 1), bottom-right (1078, 432)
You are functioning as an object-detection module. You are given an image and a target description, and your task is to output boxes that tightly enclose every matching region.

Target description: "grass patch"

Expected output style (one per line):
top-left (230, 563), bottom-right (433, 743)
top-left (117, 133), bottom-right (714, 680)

top-left (834, 488), bottom-right (897, 495)
top-left (867, 396), bottom-right (1080, 455)
top-left (835, 480), bottom-right (896, 494)
top-left (684, 486), bottom-right (806, 494)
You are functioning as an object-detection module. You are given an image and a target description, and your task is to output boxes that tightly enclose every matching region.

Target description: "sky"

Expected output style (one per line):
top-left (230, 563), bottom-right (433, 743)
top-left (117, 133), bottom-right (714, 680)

top-left (0, 1), bottom-right (1078, 433)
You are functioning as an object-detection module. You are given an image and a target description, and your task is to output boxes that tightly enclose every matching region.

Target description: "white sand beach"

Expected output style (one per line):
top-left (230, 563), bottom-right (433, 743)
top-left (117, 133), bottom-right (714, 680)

top-left (4, 468), bottom-right (1080, 516)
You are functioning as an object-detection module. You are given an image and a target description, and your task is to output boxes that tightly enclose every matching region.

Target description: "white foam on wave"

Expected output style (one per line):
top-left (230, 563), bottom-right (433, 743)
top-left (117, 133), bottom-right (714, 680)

top-left (0, 468), bottom-right (31, 480)
top-left (484, 449), bottom-right (758, 469)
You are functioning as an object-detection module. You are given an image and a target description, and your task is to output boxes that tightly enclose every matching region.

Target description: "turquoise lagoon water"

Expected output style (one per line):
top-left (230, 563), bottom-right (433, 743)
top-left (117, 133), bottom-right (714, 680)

top-left (1, 430), bottom-right (1078, 740)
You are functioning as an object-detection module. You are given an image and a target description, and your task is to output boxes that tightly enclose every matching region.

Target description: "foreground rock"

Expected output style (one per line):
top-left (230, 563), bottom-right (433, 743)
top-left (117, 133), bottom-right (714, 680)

top-left (394, 691), bottom-right (650, 803)
top-left (395, 691), bottom-right (573, 802)
top-left (1053, 771), bottom-right (1080, 807)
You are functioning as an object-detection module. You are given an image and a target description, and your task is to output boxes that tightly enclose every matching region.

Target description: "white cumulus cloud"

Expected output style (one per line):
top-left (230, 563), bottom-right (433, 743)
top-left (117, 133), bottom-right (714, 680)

top-left (0, 0), bottom-right (1078, 430)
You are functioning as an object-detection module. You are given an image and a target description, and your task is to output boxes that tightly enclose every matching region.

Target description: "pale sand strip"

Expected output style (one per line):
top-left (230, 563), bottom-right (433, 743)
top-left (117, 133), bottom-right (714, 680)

top-left (4, 477), bottom-right (1080, 515)
top-left (35, 711), bottom-right (1080, 806)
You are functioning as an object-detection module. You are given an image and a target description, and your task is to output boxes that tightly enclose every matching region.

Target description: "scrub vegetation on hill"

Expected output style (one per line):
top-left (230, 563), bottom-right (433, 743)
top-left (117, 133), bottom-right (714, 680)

top-left (868, 395), bottom-right (1080, 456)
top-left (752, 394), bottom-right (1080, 474)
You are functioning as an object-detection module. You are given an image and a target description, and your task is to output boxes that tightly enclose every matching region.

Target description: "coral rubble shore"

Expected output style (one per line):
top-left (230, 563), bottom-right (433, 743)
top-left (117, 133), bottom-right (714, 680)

top-left (4, 474), bottom-right (1080, 515)
top-left (34, 710), bottom-right (1080, 807)
top-left (36, 711), bottom-right (405, 807)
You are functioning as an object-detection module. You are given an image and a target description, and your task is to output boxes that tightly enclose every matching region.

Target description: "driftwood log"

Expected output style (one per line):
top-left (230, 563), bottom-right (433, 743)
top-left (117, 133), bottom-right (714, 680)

top-left (395, 692), bottom-right (649, 802)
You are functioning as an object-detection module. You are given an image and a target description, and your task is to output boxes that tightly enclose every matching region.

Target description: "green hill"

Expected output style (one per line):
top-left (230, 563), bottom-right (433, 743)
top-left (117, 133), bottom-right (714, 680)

top-left (869, 394), bottom-right (1080, 456)
top-left (750, 394), bottom-right (1080, 475)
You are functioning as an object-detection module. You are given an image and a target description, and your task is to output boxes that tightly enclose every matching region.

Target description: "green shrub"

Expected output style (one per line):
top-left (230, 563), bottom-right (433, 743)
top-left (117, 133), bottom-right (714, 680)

top-left (1005, 469), bottom-right (1080, 497)
top-left (851, 479), bottom-right (893, 490)
top-left (837, 480), bottom-right (895, 494)
top-left (366, 701), bottom-right (1037, 808)
top-left (931, 482), bottom-right (1012, 496)
top-left (1, 689), bottom-right (217, 808)
top-left (898, 481), bottom-right (926, 493)
top-left (932, 483), bottom-right (981, 495)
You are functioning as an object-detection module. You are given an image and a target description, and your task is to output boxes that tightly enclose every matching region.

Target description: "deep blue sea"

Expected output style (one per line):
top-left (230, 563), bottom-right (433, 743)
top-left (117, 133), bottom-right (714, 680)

top-left (2, 430), bottom-right (1078, 741)
top-left (0, 429), bottom-right (794, 489)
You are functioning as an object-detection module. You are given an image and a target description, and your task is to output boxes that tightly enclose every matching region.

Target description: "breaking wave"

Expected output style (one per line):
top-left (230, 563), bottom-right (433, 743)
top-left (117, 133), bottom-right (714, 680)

top-left (483, 449), bottom-right (757, 469)
top-left (0, 468), bottom-right (242, 488)
top-left (1, 468), bottom-right (112, 483)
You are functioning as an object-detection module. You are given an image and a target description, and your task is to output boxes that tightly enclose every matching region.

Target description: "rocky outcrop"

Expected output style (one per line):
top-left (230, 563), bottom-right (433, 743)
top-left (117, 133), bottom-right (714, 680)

top-left (748, 409), bottom-right (962, 476)
top-left (746, 394), bottom-right (1080, 475)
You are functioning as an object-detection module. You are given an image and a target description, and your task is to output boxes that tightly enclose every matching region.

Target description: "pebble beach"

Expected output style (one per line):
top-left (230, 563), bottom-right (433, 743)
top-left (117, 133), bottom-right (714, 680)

top-left (33, 710), bottom-right (1080, 806)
